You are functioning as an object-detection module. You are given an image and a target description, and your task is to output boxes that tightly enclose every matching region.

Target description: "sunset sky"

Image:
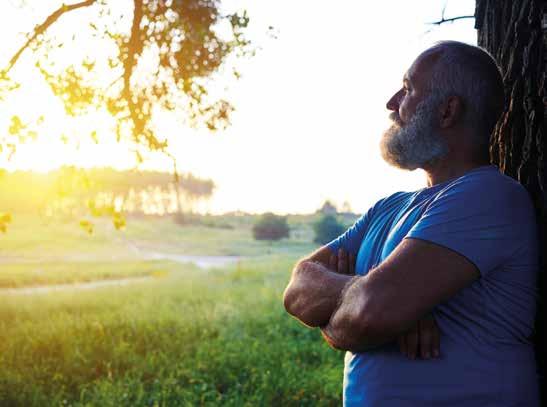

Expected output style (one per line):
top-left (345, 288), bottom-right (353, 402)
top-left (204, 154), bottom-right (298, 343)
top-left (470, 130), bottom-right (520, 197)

top-left (0, 0), bottom-right (476, 214)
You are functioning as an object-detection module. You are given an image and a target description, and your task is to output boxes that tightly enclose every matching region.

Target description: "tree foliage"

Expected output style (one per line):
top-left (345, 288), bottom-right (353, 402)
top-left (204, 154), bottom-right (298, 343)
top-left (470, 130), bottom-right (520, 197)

top-left (0, 0), bottom-right (254, 157)
top-left (317, 200), bottom-right (338, 215)
top-left (252, 213), bottom-right (290, 242)
top-left (0, 166), bottom-right (214, 218)
top-left (312, 214), bottom-right (345, 245)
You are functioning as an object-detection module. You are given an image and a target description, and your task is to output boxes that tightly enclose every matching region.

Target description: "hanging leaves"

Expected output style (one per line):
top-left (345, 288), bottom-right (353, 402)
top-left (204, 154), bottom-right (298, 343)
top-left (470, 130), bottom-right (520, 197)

top-left (1, 0), bottom-right (255, 156)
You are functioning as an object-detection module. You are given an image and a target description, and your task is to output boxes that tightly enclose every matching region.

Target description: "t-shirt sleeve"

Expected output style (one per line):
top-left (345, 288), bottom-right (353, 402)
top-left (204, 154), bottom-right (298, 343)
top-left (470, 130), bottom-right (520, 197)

top-left (326, 193), bottom-right (394, 255)
top-left (406, 175), bottom-right (535, 277)
top-left (326, 212), bottom-right (372, 255)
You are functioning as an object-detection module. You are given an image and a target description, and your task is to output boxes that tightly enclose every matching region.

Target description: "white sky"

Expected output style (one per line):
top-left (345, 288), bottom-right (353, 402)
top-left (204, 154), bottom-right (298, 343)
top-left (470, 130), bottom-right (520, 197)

top-left (0, 0), bottom-right (477, 214)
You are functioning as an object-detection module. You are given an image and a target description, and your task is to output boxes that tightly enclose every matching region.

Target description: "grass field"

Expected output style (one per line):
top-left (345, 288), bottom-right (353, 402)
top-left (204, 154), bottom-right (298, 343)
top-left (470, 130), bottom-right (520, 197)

top-left (0, 256), bottom-right (344, 406)
top-left (0, 213), bottom-right (326, 288)
top-left (0, 214), bottom-right (350, 405)
top-left (0, 260), bottom-right (181, 288)
top-left (0, 213), bottom-right (320, 261)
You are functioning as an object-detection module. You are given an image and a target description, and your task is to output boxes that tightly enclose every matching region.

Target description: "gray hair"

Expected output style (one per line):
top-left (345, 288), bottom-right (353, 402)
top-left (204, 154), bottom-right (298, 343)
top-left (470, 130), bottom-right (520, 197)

top-left (426, 41), bottom-right (504, 155)
top-left (380, 91), bottom-right (449, 170)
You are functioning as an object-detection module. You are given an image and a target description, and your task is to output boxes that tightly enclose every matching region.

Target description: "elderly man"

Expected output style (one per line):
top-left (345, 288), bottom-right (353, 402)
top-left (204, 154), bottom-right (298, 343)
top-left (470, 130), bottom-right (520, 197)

top-left (283, 41), bottom-right (539, 406)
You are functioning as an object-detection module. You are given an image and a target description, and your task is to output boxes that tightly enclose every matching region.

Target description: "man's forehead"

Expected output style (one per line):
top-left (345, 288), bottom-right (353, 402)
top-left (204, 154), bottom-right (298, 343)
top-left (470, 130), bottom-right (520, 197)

top-left (404, 49), bottom-right (442, 84)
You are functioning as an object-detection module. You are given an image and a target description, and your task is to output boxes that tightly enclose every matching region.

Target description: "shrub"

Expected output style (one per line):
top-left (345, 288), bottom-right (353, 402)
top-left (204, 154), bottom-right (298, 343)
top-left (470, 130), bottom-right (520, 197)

top-left (317, 200), bottom-right (338, 215)
top-left (313, 214), bottom-right (345, 244)
top-left (252, 213), bottom-right (290, 241)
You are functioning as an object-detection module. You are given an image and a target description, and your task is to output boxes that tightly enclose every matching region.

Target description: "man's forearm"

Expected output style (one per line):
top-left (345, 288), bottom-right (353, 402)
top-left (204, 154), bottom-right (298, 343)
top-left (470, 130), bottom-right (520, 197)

top-left (283, 260), bottom-right (354, 327)
top-left (319, 275), bottom-right (379, 353)
top-left (321, 270), bottom-right (401, 353)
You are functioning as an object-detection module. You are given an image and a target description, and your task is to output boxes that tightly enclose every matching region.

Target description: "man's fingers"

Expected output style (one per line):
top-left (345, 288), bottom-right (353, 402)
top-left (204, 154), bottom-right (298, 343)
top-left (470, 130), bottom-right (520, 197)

top-left (405, 325), bottom-right (419, 359)
top-left (338, 248), bottom-right (348, 274)
top-left (398, 334), bottom-right (407, 357)
top-left (329, 253), bottom-right (338, 272)
top-left (432, 318), bottom-right (441, 358)
top-left (418, 318), bottom-right (433, 359)
top-left (349, 253), bottom-right (355, 275)
top-left (419, 315), bottom-right (441, 359)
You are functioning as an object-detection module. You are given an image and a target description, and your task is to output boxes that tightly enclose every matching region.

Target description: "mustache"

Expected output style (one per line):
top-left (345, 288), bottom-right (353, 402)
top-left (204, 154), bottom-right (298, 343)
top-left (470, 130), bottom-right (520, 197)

top-left (389, 112), bottom-right (404, 127)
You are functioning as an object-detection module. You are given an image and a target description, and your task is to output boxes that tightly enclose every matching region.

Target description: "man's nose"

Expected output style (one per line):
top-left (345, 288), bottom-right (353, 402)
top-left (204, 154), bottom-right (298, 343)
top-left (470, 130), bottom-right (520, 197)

top-left (386, 90), bottom-right (401, 111)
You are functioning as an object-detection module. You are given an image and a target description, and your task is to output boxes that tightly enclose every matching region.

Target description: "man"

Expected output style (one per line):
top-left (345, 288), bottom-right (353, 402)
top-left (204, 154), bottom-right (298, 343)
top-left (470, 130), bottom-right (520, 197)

top-left (283, 41), bottom-right (540, 406)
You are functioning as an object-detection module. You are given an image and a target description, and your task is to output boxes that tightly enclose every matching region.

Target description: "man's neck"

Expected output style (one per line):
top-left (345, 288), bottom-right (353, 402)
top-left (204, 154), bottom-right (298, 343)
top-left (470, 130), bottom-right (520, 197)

top-left (423, 160), bottom-right (490, 187)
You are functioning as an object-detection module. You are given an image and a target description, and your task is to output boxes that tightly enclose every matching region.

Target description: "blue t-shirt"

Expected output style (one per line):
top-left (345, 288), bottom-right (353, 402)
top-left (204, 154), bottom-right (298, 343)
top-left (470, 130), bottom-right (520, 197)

top-left (328, 165), bottom-right (539, 406)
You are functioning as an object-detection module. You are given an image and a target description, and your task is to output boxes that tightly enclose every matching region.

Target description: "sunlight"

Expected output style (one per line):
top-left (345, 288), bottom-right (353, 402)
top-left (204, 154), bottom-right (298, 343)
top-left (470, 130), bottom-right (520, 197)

top-left (0, 0), bottom-right (476, 214)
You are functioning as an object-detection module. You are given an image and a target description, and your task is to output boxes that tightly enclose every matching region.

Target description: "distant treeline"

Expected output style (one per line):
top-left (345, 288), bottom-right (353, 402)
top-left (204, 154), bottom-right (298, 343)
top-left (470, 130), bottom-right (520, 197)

top-left (0, 167), bottom-right (214, 217)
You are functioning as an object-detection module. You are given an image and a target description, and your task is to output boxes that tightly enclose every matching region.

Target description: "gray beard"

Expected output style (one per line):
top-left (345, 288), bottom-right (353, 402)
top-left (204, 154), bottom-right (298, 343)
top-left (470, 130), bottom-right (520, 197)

top-left (380, 95), bottom-right (449, 170)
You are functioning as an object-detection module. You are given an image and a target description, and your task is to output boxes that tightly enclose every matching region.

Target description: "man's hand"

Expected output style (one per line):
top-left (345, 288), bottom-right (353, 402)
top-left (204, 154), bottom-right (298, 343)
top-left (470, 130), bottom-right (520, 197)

top-left (329, 248), bottom-right (356, 275)
top-left (397, 314), bottom-right (440, 359)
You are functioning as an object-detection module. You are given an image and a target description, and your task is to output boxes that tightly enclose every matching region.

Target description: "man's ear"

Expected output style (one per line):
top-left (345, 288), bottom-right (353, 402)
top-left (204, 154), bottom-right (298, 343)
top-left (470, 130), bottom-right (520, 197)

top-left (439, 96), bottom-right (463, 129)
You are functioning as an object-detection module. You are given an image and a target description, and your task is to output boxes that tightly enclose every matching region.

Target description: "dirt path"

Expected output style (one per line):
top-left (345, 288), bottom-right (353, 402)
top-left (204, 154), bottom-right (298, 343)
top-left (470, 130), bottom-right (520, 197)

top-left (143, 252), bottom-right (241, 269)
top-left (2, 254), bottom-right (243, 295)
top-left (3, 277), bottom-right (152, 295)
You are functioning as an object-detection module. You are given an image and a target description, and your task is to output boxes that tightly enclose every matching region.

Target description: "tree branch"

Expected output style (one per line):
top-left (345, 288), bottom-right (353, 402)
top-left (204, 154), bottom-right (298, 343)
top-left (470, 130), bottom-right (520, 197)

top-left (2, 0), bottom-right (97, 76)
top-left (428, 15), bottom-right (475, 25)
top-left (122, 0), bottom-right (145, 141)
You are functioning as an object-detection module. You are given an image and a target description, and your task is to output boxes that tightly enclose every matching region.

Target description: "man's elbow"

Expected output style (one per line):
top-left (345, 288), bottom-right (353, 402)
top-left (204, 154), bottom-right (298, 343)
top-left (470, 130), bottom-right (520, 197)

top-left (282, 262), bottom-right (320, 327)
top-left (283, 285), bottom-right (324, 327)
top-left (282, 284), bottom-right (298, 316)
top-left (283, 261), bottom-right (303, 313)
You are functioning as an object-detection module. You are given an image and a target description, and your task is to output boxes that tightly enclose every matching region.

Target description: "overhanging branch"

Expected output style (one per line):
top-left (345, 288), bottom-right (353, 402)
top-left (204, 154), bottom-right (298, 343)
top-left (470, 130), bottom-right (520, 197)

top-left (428, 15), bottom-right (475, 25)
top-left (2, 0), bottom-right (97, 76)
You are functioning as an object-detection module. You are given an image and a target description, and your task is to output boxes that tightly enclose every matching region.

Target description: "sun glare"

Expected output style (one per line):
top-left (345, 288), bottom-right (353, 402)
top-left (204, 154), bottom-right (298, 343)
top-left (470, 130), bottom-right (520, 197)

top-left (0, 0), bottom-right (477, 215)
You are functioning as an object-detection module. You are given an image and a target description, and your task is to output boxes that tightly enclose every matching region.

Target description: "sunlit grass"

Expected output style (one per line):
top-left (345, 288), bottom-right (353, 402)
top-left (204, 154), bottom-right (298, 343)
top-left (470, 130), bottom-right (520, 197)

top-left (0, 256), bottom-right (343, 406)
top-left (0, 260), bottom-right (182, 288)
top-left (0, 213), bottom-right (319, 260)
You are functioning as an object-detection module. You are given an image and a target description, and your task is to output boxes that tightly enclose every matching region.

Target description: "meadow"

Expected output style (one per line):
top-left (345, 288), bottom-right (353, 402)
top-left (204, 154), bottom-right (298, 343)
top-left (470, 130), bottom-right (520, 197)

top-left (0, 213), bottom-right (349, 406)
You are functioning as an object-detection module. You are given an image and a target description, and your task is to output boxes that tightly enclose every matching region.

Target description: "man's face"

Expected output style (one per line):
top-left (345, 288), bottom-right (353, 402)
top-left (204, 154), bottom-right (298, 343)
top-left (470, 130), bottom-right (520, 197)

top-left (380, 53), bottom-right (449, 170)
top-left (386, 56), bottom-right (430, 125)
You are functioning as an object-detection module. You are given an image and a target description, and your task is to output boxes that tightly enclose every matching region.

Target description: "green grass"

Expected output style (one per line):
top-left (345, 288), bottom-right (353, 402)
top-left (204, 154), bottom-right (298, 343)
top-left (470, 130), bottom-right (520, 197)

top-left (0, 214), bottom-right (319, 261)
top-left (0, 256), bottom-right (343, 406)
top-left (0, 260), bottom-right (182, 288)
top-left (0, 213), bottom-right (320, 288)
top-left (0, 214), bottom-right (349, 404)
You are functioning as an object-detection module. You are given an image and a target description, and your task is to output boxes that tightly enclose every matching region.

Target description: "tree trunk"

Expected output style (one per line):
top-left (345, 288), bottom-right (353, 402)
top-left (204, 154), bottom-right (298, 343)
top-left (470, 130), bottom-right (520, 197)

top-left (475, 0), bottom-right (546, 401)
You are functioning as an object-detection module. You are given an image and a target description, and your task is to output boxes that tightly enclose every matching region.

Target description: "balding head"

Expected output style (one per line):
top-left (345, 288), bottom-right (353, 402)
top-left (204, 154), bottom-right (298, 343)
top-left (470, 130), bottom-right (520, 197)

top-left (421, 41), bottom-right (504, 153)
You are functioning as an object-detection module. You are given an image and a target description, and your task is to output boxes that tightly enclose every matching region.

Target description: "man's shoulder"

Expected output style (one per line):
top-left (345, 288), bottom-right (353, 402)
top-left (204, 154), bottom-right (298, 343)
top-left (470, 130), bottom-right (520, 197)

top-left (376, 191), bottom-right (414, 210)
top-left (437, 165), bottom-right (533, 210)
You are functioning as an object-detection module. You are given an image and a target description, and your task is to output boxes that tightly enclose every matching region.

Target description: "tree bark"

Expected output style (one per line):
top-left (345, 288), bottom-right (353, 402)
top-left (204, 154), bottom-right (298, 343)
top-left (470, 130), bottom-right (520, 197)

top-left (476, 0), bottom-right (546, 401)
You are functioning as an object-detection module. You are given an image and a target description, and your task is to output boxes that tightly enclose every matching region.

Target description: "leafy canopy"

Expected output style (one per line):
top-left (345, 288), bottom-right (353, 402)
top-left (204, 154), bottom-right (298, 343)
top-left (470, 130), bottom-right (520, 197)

top-left (0, 0), bottom-right (254, 158)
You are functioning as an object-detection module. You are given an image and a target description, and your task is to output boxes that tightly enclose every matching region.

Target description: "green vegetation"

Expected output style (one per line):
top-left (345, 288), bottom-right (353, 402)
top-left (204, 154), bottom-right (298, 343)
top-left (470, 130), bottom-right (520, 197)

top-left (252, 213), bottom-right (291, 242)
top-left (0, 257), bottom-right (343, 406)
top-left (0, 167), bottom-right (215, 220)
top-left (0, 260), bottom-right (176, 289)
top-left (313, 214), bottom-right (346, 245)
top-left (0, 213), bottom-right (354, 404)
top-left (0, 213), bottom-right (320, 266)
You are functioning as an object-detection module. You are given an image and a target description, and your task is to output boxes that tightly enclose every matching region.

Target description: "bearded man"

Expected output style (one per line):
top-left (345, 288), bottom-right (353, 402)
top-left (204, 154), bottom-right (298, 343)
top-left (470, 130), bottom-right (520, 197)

top-left (283, 41), bottom-right (540, 406)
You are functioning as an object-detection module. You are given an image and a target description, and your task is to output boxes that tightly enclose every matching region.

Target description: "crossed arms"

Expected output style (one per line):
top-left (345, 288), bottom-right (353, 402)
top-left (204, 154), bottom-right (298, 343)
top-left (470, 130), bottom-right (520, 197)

top-left (283, 238), bottom-right (479, 355)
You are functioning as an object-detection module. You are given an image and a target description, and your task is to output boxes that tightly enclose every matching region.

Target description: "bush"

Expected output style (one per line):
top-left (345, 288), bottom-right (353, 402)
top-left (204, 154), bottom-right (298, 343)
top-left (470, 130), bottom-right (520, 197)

top-left (313, 214), bottom-right (345, 245)
top-left (252, 213), bottom-right (290, 241)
